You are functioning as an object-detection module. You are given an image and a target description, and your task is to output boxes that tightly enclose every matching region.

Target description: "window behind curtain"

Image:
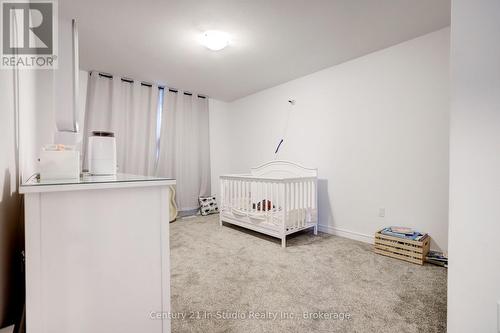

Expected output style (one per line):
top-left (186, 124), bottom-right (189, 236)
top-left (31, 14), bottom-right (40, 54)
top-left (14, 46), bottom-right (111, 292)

top-left (156, 87), bottom-right (165, 162)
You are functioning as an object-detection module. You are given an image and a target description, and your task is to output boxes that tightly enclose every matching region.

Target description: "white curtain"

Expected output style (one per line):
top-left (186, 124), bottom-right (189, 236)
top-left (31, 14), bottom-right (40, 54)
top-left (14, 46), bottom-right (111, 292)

top-left (83, 72), bottom-right (158, 175)
top-left (156, 90), bottom-right (211, 211)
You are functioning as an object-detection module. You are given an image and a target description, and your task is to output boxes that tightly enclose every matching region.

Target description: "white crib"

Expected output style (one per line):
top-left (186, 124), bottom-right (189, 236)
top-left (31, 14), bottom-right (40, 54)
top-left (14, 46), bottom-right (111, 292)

top-left (219, 160), bottom-right (318, 247)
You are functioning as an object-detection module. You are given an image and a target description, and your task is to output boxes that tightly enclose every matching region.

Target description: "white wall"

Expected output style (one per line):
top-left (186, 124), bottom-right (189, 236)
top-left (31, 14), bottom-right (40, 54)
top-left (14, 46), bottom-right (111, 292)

top-left (54, 18), bottom-right (77, 132)
top-left (0, 66), bottom-right (54, 328)
top-left (19, 70), bottom-right (56, 180)
top-left (0, 17), bottom-right (78, 328)
top-left (448, 1), bottom-right (500, 332)
top-left (210, 28), bottom-right (450, 251)
top-left (0, 66), bottom-right (55, 330)
top-left (20, 19), bottom-right (84, 179)
top-left (78, 70), bottom-right (89, 133)
top-left (0, 70), bottom-right (22, 328)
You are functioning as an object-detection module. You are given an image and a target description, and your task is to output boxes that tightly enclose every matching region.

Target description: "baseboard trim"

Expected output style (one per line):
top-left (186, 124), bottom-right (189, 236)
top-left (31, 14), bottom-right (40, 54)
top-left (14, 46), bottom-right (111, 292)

top-left (318, 224), bottom-right (374, 244)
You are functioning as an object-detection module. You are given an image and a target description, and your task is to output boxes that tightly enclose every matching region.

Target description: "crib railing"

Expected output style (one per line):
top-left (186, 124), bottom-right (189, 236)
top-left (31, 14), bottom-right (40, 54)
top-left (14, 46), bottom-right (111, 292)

top-left (219, 175), bottom-right (317, 232)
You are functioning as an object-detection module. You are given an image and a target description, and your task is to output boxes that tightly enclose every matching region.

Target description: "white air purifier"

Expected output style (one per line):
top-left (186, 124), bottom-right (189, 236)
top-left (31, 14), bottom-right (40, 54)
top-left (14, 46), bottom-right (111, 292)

top-left (88, 131), bottom-right (117, 175)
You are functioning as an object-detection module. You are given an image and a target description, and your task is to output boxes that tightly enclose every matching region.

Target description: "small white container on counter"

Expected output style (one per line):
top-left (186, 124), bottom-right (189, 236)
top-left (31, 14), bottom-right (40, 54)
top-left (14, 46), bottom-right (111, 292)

top-left (88, 131), bottom-right (117, 175)
top-left (39, 144), bottom-right (80, 180)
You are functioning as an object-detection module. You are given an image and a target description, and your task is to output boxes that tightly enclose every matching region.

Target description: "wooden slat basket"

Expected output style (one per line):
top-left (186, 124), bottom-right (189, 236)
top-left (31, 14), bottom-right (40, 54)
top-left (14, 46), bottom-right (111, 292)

top-left (374, 230), bottom-right (430, 265)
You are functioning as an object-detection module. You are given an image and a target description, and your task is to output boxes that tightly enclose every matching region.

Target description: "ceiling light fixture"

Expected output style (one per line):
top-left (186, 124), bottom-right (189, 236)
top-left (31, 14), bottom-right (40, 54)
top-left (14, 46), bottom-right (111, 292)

top-left (200, 30), bottom-right (230, 51)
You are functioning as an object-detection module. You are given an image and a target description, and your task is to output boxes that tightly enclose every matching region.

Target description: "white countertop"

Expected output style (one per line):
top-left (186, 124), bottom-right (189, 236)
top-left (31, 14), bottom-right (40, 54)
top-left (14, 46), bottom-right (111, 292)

top-left (20, 173), bottom-right (176, 193)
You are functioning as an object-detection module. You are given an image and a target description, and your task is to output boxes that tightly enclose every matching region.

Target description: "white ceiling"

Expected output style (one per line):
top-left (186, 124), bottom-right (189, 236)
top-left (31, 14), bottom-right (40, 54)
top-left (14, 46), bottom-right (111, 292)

top-left (60, 0), bottom-right (450, 101)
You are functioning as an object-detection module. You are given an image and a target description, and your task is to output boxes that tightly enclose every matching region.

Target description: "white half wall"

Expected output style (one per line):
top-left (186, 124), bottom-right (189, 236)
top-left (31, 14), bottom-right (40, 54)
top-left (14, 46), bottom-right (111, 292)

top-left (448, 1), bottom-right (500, 332)
top-left (209, 28), bottom-right (450, 251)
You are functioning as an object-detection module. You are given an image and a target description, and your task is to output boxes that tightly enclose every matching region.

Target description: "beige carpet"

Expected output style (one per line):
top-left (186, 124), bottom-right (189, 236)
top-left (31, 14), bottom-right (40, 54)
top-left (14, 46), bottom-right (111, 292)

top-left (170, 214), bottom-right (447, 333)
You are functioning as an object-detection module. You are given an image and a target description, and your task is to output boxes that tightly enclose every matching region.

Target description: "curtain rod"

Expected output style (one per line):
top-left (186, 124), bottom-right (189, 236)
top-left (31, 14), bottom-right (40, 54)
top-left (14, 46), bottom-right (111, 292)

top-left (94, 72), bottom-right (207, 99)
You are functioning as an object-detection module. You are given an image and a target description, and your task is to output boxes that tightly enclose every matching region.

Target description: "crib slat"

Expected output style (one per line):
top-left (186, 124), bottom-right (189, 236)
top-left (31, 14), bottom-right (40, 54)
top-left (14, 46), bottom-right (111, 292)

top-left (310, 180), bottom-right (313, 221)
top-left (294, 182), bottom-right (298, 227)
top-left (283, 182), bottom-right (286, 226)
top-left (234, 180), bottom-right (238, 209)
top-left (229, 179), bottom-right (232, 208)
top-left (232, 179), bottom-right (235, 209)
top-left (305, 180), bottom-right (309, 214)
top-left (296, 182), bottom-right (300, 228)
top-left (298, 181), bottom-right (301, 227)
top-left (264, 181), bottom-right (267, 214)
top-left (260, 181), bottom-right (263, 213)
top-left (289, 182), bottom-right (292, 227)
top-left (264, 181), bottom-right (268, 214)
top-left (295, 181), bottom-right (299, 227)
top-left (303, 181), bottom-right (307, 225)
top-left (304, 180), bottom-right (308, 222)
top-left (239, 180), bottom-right (242, 209)
top-left (235, 180), bottom-right (238, 209)
top-left (248, 180), bottom-right (251, 212)
top-left (268, 182), bottom-right (271, 214)
top-left (267, 182), bottom-right (270, 217)
top-left (286, 182), bottom-right (291, 230)
top-left (268, 182), bottom-right (271, 215)
top-left (310, 180), bottom-right (314, 213)
top-left (220, 180), bottom-right (223, 209)
top-left (299, 181), bottom-right (304, 227)
top-left (309, 181), bottom-right (313, 209)
top-left (299, 181), bottom-right (305, 226)
top-left (256, 181), bottom-right (260, 212)
top-left (224, 179), bottom-right (227, 209)
top-left (270, 182), bottom-right (274, 217)
top-left (291, 182), bottom-right (294, 228)
top-left (244, 180), bottom-right (247, 212)
top-left (273, 182), bottom-right (276, 215)
top-left (289, 182), bottom-right (292, 211)
top-left (313, 180), bottom-right (317, 209)
top-left (307, 181), bottom-right (312, 209)
top-left (251, 181), bottom-right (255, 213)
top-left (249, 180), bottom-right (252, 212)
top-left (287, 182), bottom-right (294, 226)
top-left (266, 181), bottom-right (269, 215)
top-left (225, 179), bottom-right (228, 209)
top-left (258, 181), bottom-right (262, 212)
top-left (232, 180), bottom-right (235, 208)
top-left (240, 180), bottom-right (243, 210)
top-left (240, 180), bottom-right (244, 209)
top-left (282, 182), bottom-right (285, 226)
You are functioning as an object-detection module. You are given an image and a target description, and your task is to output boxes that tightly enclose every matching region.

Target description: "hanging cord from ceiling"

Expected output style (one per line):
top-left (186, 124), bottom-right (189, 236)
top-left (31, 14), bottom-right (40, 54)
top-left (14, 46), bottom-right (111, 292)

top-left (274, 99), bottom-right (295, 159)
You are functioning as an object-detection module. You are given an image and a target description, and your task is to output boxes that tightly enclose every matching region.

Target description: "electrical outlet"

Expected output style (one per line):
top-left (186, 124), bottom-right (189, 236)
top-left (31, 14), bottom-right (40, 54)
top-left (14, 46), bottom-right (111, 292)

top-left (378, 208), bottom-right (385, 218)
